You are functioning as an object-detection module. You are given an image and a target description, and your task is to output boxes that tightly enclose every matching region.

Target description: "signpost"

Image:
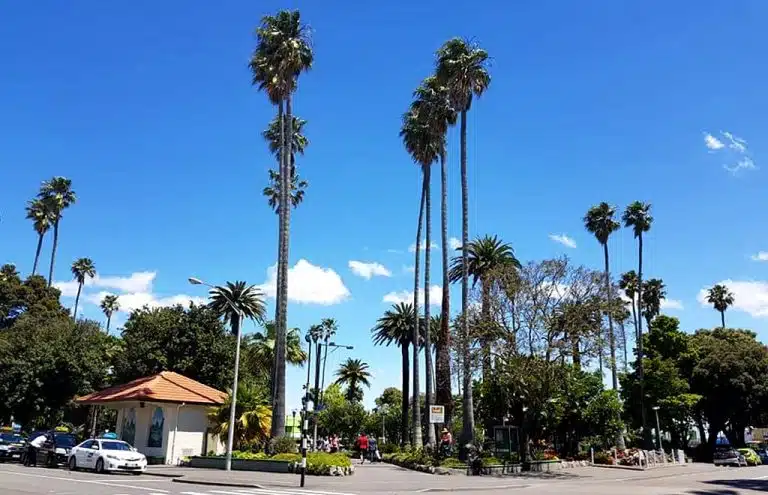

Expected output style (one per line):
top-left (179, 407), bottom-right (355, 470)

top-left (429, 405), bottom-right (445, 424)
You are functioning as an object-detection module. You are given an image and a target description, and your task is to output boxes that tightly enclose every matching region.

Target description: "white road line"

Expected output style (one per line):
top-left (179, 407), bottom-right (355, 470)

top-left (237, 489), bottom-right (359, 495)
top-left (180, 492), bottom-right (213, 495)
top-left (0, 468), bottom-right (169, 492)
top-left (752, 474), bottom-right (768, 479)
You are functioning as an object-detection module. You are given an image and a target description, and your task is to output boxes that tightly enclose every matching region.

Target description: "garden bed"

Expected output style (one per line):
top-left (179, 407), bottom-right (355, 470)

top-left (189, 452), bottom-right (354, 476)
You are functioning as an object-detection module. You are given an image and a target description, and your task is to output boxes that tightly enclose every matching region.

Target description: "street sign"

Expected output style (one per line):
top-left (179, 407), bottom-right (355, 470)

top-left (429, 405), bottom-right (445, 424)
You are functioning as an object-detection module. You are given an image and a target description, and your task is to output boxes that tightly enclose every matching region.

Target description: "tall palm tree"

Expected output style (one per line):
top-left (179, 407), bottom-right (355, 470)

top-left (250, 9), bottom-right (313, 439)
top-left (334, 358), bottom-right (372, 403)
top-left (25, 199), bottom-right (52, 276)
top-left (100, 294), bottom-right (119, 333)
top-left (448, 235), bottom-right (521, 381)
top-left (318, 317), bottom-right (338, 401)
top-left (583, 202), bottom-right (621, 390)
top-left (641, 278), bottom-right (666, 328)
top-left (706, 284), bottom-right (735, 328)
top-left (436, 38), bottom-right (490, 447)
top-left (412, 76), bottom-right (457, 438)
top-left (70, 257), bottom-right (96, 318)
top-left (619, 270), bottom-right (639, 335)
top-left (208, 381), bottom-right (272, 451)
top-left (245, 321), bottom-right (307, 382)
top-left (38, 177), bottom-right (76, 286)
top-left (401, 106), bottom-right (440, 447)
top-left (621, 201), bottom-right (653, 439)
top-left (372, 302), bottom-right (416, 447)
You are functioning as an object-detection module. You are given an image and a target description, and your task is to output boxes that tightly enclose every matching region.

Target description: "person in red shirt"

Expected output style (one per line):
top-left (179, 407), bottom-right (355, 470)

top-left (357, 432), bottom-right (369, 464)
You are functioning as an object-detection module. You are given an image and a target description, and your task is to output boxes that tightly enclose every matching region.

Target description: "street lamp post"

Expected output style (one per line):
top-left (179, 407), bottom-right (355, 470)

top-left (312, 341), bottom-right (354, 448)
top-left (301, 332), bottom-right (314, 487)
top-left (652, 406), bottom-right (662, 451)
top-left (189, 277), bottom-right (243, 472)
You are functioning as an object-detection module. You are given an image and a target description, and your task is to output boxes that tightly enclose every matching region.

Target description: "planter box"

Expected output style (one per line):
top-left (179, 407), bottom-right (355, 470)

top-left (527, 460), bottom-right (561, 472)
top-left (189, 456), bottom-right (291, 473)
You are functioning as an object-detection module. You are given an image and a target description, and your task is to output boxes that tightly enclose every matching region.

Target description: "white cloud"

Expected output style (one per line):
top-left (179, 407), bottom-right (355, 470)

top-left (408, 240), bottom-right (438, 253)
top-left (704, 133), bottom-right (725, 150)
top-left (259, 259), bottom-right (350, 305)
top-left (383, 285), bottom-right (442, 307)
top-left (751, 252), bottom-right (768, 262)
top-left (704, 130), bottom-right (757, 175)
top-left (449, 237), bottom-right (462, 250)
top-left (55, 271), bottom-right (156, 297)
top-left (549, 234), bottom-right (577, 249)
top-left (85, 291), bottom-right (206, 314)
top-left (403, 265), bottom-right (415, 274)
top-left (697, 280), bottom-right (768, 318)
top-left (660, 299), bottom-right (684, 311)
top-left (348, 261), bottom-right (392, 280)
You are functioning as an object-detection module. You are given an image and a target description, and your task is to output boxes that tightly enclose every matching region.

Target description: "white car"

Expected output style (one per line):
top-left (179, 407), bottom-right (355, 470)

top-left (68, 439), bottom-right (147, 474)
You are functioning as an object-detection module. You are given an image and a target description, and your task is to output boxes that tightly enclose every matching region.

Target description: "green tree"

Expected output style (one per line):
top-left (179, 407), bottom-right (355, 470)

top-left (641, 278), bottom-right (666, 328)
top-left (100, 294), bottom-right (119, 333)
top-left (114, 304), bottom-right (237, 391)
top-left (25, 199), bottom-right (52, 277)
top-left (262, 114), bottom-right (309, 213)
top-left (449, 235), bottom-right (521, 379)
top-left (583, 202), bottom-right (621, 390)
top-left (621, 201), bottom-right (653, 438)
top-left (263, 169), bottom-right (308, 213)
top-left (436, 37), bottom-right (491, 448)
top-left (316, 383), bottom-right (368, 443)
top-left (250, 9), bottom-right (313, 439)
top-left (0, 269), bottom-right (67, 330)
top-left (70, 257), bottom-right (96, 318)
top-left (208, 281), bottom-right (266, 338)
top-left (208, 381), bottom-right (272, 451)
top-left (706, 284), bottom-right (735, 328)
top-left (38, 177), bottom-right (76, 286)
top-left (334, 358), bottom-right (372, 403)
top-left (372, 302), bottom-right (415, 446)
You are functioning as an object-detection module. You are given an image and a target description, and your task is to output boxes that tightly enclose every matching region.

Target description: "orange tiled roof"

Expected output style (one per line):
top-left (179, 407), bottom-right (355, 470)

top-left (76, 371), bottom-right (226, 406)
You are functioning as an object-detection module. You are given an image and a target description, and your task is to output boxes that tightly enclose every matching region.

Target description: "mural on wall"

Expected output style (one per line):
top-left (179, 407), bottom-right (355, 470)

top-left (147, 407), bottom-right (164, 448)
top-left (121, 408), bottom-right (136, 446)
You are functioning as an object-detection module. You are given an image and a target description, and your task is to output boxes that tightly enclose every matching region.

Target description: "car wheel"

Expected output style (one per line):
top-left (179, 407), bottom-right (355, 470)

top-left (95, 458), bottom-right (104, 474)
top-left (68, 456), bottom-right (77, 471)
top-left (46, 454), bottom-right (55, 468)
top-left (131, 472), bottom-right (142, 476)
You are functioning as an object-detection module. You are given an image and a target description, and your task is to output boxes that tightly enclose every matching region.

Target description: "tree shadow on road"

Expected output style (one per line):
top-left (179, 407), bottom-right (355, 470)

top-left (687, 490), bottom-right (739, 495)
top-left (702, 478), bottom-right (768, 492)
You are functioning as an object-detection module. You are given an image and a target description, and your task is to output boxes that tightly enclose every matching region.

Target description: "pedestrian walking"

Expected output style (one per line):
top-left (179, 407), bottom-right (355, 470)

top-left (357, 432), bottom-right (369, 464)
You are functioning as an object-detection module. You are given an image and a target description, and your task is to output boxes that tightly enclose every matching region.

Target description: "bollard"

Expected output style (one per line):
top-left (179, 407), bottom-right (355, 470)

top-left (590, 447), bottom-right (594, 465)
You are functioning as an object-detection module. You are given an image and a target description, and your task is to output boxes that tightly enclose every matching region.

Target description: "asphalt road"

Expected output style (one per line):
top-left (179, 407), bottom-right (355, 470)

top-left (2, 460), bottom-right (768, 495)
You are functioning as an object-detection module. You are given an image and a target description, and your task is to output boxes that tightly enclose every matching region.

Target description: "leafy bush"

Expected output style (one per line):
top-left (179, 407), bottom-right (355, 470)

top-left (593, 451), bottom-right (614, 465)
top-left (379, 442), bottom-right (400, 454)
top-left (271, 435), bottom-right (298, 454)
top-left (232, 451), bottom-right (268, 460)
top-left (440, 457), bottom-right (467, 469)
top-left (383, 448), bottom-right (437, 469)
top-left (271, 453), bottom-right (300, 462)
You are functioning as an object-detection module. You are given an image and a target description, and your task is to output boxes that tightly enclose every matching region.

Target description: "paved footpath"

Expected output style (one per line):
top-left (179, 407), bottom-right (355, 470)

top-left (3, 460), bottom-right (768, 495)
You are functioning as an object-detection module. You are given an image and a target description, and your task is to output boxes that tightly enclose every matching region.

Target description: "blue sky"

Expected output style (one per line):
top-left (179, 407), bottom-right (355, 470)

top-left (2, 0), bottom-right (768, 411)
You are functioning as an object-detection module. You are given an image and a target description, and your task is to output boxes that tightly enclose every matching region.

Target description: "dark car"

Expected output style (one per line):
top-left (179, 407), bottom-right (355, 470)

top-left (756, 449), bottom-right (768, 464)
top-left (38, 432), bottom-right (78, 467)
top-left (0, 433), bottom-right (25, 462)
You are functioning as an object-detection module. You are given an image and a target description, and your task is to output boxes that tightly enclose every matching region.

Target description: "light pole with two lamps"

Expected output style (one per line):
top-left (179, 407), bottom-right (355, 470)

top-left (189, 277), bottom-right (243, 472)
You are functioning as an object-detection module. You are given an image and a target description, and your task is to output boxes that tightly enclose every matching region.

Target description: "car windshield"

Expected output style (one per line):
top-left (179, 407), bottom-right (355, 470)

top-left (54, 434), bottom-right (77, 447)
top-left (0, 433), bottom-right (23, 443)
top-left (101, 441), bottom-right (132, 451)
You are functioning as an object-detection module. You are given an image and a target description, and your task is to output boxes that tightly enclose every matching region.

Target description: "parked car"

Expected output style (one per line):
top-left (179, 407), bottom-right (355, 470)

top-left (68, 439), bottom-right (147, 474)
top-left (738, 448), bottom-right (762, 466)
top-left (714, 447), bottom-right (747, 467)
top-left (755, 448), bottom-right (768, 464)
top-left (0, 433), bottom-right (25, 462)
top-left (38, 432), bottom-right (78, 467)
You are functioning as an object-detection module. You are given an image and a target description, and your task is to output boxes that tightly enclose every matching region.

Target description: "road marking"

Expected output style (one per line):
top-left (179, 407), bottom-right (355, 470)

top-left (0, 468), bottom-right (169, 492)
top-left (238, 489), bottom-right (360, 495)
top-left (751, 474), bottom-right (768, 479)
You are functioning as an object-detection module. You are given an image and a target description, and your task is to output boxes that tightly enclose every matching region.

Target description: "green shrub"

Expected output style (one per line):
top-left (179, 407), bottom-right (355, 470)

top-left (232, 451), bottom-right (268, 460)
top-left (440, 457), bottom-right (467, 469)
top-left (593, 452), bottom-right (614, 465)
top-left (271, 453), bottom-right (301, 462)
top-left (379, 442), bottom-right (400, 454)
top-left (271, 436), bottom-right (298, 454)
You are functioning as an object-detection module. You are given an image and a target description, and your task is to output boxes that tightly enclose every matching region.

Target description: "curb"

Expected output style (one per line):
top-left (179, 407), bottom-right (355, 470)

top-left (172, 477), bottom-right (265, 489)
top-left (142, 471), bottom-right (185, 478)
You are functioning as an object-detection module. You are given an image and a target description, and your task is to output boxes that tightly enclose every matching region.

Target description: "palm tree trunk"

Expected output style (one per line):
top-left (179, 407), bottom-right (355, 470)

top-left (32, 233), bottom-right (44, 276)
top-left (271, 93), bottom-right (290, 439)
top-left (480, 282), bottom-right (492, 382)
top-left (401, 344), bottom-right (410, 448)
top-left (604, 244), bottom-right (617, 390)
top-left (412, 177), bottom-right (425, 448)
top-left (423, 164), bottom-right (436, 447)
top-left (436, 151), bottom-right (453, 430)
top-left (630, 296), bottom-right (638, 341)
top-left (636, 233), bottom-right (647, 440)
top-left (106, 314), bottom-right (112, 333)
top-left (620, 319), bottom-right (628, 373)
top-left (47, 219), bottom-right (59, 286)
top-left (571, 332), bottom-right (581, 370)
top-left (459, 108), bottom-right (475, 449)
top-left (720, 310), bottom-right (726, 329)
top-left (270, 100), bottom-right (285, 408)
top-left (73, 282), bottom-right (83, 319)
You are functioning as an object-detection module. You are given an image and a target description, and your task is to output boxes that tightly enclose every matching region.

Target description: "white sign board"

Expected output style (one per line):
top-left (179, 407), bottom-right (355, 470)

top-left (429, 405), bottom-right (445, 424)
